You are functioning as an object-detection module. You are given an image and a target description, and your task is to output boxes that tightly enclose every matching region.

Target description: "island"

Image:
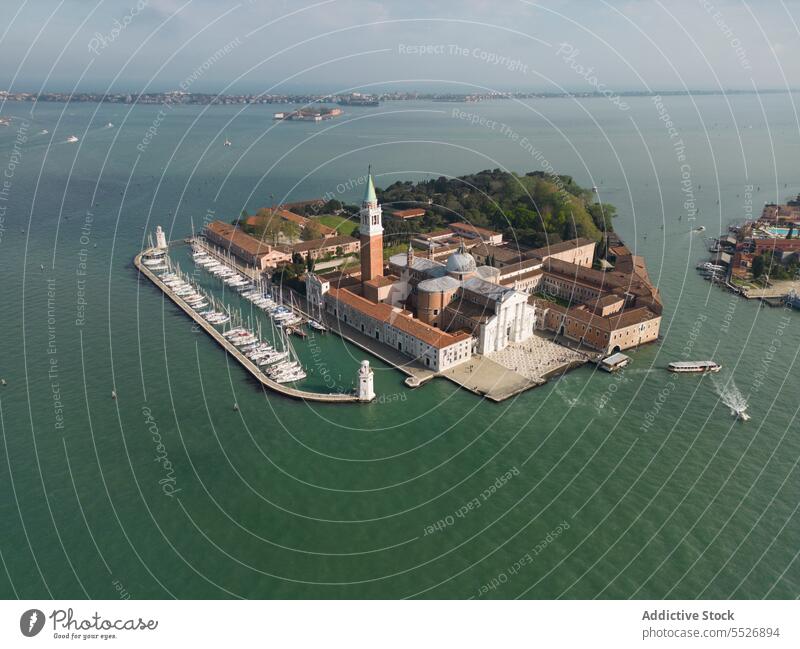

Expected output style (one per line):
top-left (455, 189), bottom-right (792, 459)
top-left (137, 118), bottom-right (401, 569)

top-left (193, 168), bottom-right (663, 401)
top-left (701, 194), bottom-right (800, 308)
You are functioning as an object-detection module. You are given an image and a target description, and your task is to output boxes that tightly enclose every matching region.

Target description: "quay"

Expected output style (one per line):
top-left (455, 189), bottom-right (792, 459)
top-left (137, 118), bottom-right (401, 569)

top-left (278, 284), bottom-right (437, 387)
top-left (134, 249), bottom-right (360, 404)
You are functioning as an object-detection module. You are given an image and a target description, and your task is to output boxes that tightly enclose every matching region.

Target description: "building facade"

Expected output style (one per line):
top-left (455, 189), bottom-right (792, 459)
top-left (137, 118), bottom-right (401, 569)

top-left (204, 220), bottom-right (290, 270)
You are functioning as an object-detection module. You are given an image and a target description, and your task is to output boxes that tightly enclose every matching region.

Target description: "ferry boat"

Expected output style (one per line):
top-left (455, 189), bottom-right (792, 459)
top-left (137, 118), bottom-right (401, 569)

top-left (667, 361), bottom-right (721, 374)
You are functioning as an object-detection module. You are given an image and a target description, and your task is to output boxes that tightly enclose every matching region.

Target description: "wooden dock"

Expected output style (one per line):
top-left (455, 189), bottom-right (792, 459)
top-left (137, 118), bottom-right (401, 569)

top-left (135, 249), bottom-right (359, 404)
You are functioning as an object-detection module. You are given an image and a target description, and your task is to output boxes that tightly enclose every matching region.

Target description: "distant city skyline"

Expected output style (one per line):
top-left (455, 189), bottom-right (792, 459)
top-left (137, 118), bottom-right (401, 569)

top-left (2, 0), bottom-right (799, 95)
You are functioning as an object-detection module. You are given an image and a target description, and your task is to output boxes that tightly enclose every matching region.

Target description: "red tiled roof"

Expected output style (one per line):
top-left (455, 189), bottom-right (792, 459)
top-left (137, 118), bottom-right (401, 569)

top-left (450, 222), bottom-right (501, 239)
top-left (418, 229), bottom-right (454, 240)
top-left (529, 238), bottom-right (596, 259)
top-left (328, 287), bottom-right (471, 348)
top-left (753, 238), bottom-right (800, 252)
top-left (546, 303), bottom-right (659, 332)
top-left (390, 208), bottom-right (426, 218)
top-left (363, 275), bottom-right (397, 288)
top-left (205, 221), bottom-right (272, 257)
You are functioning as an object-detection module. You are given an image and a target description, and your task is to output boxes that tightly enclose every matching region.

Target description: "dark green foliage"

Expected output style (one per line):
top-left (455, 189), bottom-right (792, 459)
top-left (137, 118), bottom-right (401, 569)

top-left (752, 254), bottom-right (765, 279)
top-left (753, 250), bottom-right (800, 280)
top-left (377, 169), bottom-right (614, 247)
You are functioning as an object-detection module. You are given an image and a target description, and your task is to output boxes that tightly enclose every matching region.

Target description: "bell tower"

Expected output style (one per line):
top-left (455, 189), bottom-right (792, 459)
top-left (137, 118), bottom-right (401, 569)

top-left (359, 168), bottom-right (383, 283)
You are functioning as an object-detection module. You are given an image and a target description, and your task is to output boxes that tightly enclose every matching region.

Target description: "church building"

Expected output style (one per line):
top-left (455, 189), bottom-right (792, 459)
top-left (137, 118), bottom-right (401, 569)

top-left (307, 168), bottom-right (537, 371)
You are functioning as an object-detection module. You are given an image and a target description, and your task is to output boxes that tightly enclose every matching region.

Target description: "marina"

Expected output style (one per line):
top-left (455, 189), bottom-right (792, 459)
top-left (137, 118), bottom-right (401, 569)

top-left (134, 232), bottom-right (366, 403)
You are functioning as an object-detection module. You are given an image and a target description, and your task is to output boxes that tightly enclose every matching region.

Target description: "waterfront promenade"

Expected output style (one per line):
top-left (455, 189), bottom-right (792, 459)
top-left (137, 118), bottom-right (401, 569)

top-left (134, 249), bottom-right (359, 404)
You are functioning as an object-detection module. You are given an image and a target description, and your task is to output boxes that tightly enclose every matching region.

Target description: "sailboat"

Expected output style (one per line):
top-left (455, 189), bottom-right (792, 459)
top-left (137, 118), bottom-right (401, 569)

top-left (269, 328), bottom-right (306, 383)
top-left (307, 296), bottom-right (327, 332)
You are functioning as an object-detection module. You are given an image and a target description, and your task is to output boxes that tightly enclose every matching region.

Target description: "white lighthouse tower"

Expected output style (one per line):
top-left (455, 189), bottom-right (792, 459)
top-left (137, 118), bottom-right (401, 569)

top-left (357, 360), bottom-right (375, 402)
top-left (155, 225), bottom-right (167, 250)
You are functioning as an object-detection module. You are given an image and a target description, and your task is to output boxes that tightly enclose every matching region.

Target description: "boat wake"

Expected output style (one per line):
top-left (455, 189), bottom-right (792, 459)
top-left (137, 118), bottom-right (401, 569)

top-left (553, 382), bottom-right (579, 409)
top-left (712, 375), bottom-right (751, 422)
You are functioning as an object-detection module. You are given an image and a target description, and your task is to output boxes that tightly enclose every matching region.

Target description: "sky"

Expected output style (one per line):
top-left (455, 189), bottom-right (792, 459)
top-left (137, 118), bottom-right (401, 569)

top-left (1, 0), bottom-right (799, 94)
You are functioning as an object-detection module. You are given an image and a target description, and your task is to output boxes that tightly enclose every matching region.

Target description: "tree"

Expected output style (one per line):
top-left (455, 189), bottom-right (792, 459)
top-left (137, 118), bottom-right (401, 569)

top-left (751, 254), bottom-right (765, 279)
top-left (323, 199), bottom-right (342, 212)
top-left (300, 220), bottom-right (323, 241)
top-left (234, 209), bottom-right (248, 227)
top-left (306, 254), bottom-right (315, 272)
top-left (261, 217), bottom-right (284, 245)
top-left (292, 251), bottom-right (304, 265)
top-left (281, 220), bottom-right (300, 242)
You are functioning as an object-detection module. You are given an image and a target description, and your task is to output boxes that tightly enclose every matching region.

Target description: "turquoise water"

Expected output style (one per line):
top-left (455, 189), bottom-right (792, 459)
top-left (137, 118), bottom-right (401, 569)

top-left (0, 95), bottom-right (798, 599)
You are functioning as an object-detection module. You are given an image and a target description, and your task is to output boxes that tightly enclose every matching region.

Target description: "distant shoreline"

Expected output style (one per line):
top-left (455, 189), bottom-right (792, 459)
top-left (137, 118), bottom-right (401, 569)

top-left (1, 88), bottom-right (799, 107)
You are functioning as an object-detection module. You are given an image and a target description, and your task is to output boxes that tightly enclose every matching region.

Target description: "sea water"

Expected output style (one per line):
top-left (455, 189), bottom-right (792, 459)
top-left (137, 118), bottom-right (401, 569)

top-left (0, 94), bottom-right (798, 599)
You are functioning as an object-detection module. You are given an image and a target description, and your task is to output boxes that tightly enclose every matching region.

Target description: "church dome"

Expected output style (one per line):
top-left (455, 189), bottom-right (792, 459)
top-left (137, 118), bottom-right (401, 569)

top-left (446, 243), bottom-right (477, 276)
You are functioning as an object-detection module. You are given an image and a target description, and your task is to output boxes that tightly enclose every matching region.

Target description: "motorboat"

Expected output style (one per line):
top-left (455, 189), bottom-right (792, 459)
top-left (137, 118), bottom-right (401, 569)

top-left (731, 407), bottom-right (751, 422)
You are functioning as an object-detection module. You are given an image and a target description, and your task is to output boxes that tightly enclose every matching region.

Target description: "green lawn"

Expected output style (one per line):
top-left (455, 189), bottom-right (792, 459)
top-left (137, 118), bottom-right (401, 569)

top-left (383, 243), bottom-right (407, 260)
top-left (316, 214), bottom-right (358, 236)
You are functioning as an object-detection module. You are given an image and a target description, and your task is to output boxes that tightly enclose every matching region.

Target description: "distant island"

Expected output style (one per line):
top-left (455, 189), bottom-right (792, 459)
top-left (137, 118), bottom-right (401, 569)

top-left (1, 88), bottom-right (797, 107)
top-left (701, 193), bottom-right (800, 308)
top-left (272, 106), bottom-right (343, 122)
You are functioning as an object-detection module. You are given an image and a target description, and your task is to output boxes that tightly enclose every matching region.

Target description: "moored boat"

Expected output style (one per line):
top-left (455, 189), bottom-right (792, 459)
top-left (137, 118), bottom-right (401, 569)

top-left (600, 352), bottom-right (630, 373)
